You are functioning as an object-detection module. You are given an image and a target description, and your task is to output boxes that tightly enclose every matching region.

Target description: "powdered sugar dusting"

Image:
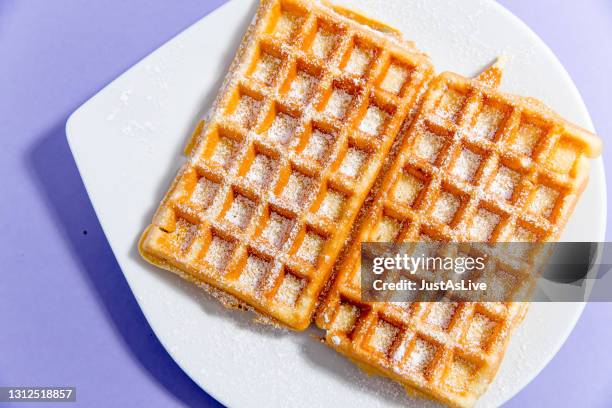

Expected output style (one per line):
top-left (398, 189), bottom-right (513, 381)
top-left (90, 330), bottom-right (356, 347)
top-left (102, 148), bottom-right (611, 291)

top-left (549, 139), bottom-right (577, 173)
top-left (469, 208), bottom-right (500, 241)
top-left (225, 195), bottom-right (255, 229)
top-left (392, 337), bottom-right (408, 362)
top-left (445, 356), bottom-right (476, 391)
top-left (287, 71), bottom-right (316, 103)
top-left (275, 273), bottom-right (305, 306)
top-left (252, 53), bottom-right (281, 85)
top-left (339, 148), bottom-right (367, 179)
top-left (174, 219), bottom-right (198, 253)
top-left (206, 235), bottom-right (233, 271)
top-left (381, 63), bottom-right (409, 94)
top-left (432, 192), bottom-right (460, 224)
top-left (280, 172), bottom-right (313, 208)
top-left (297, 232), bottom-right (324, 264)
top-left (331, 302), bottom-right (360, 333)
top-left (359, 105), bottom-right (388, 135)
top-left (345, 46), bottom-right (373, 76)
top-left (232, 94), bottom-right (261, 128)
top-left (247, 154), bottom-right (277, 187)
top-left (210, 136), bottom-right (236, 168)
top-left (302, 129), bottom-right (333, 163)
top-left (426, 302), bottom-right (457, 330)
top-left (371, 217), bottom-right (401, 242)
top-left (238, 255), bottom-right (271, 290)
top-left (191, 177), bottom-right (219, 209)
top-left (452, 148), bottom-right (481, 182)
top-left (405, 338), bottom-right (436, 373)
top-left (394, 172), bottom-right (424, 205)
top-left (529, 185), bottom-right (559, 218)
top-left (415, 130), bottom-right (444, 163)
top-left (267, 112), bottom-right (297, 145)
top-left (318, 189), bottom-right (345, 220)
top-left (473, 104), bottom-right (505, 140)
top-left (370, 320), bottom-right (399, 354)
top-left (262, 212), bottom-right (293, 249)
top-left (436, 87), bottom-right (465, 120)
top-left (512, 226), bottom-right (537, 242)
top-left (512, 121), bottom-right (541, 156)
top-left (272, 11), bottom-right (301, 40)
top-left (465, 313), bottom-right (497, 349)
top-left (489, 166), bottom-right (519, 201)
top-left (311, 28), bottom-right (337, 59)
top-left (325, 88), bottom-right (353, 119)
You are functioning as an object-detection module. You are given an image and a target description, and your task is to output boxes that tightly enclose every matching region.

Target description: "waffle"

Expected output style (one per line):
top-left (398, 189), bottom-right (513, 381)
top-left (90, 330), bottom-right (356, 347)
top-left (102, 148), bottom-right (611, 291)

top-left (316, 60), bottom-right (601, 407)
top-left (139, 0), bottom-right (433, 330)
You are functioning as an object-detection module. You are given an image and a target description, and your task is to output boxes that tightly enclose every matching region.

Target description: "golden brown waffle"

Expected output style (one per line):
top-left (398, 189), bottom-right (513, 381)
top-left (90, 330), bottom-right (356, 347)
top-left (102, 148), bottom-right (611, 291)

top-left (316, 61), bottom-right (601, 407)
top-left (139, 0), bottom-right (433, 330)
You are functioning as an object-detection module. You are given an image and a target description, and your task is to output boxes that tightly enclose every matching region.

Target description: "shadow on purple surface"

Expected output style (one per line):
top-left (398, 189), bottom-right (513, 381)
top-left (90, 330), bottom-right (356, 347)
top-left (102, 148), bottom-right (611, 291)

top-left (28, 121), bottom-right (223, 408)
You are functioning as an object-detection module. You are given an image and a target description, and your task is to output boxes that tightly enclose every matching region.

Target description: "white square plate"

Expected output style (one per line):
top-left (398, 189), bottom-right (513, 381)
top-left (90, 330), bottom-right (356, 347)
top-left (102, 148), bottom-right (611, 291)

top-left (67, 0), bottom-right (606, 406)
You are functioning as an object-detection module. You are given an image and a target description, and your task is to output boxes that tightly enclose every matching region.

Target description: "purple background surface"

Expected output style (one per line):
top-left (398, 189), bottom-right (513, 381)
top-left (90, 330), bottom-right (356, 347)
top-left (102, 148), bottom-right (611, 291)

top-left (1, 0), bottom-right (611, 407)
